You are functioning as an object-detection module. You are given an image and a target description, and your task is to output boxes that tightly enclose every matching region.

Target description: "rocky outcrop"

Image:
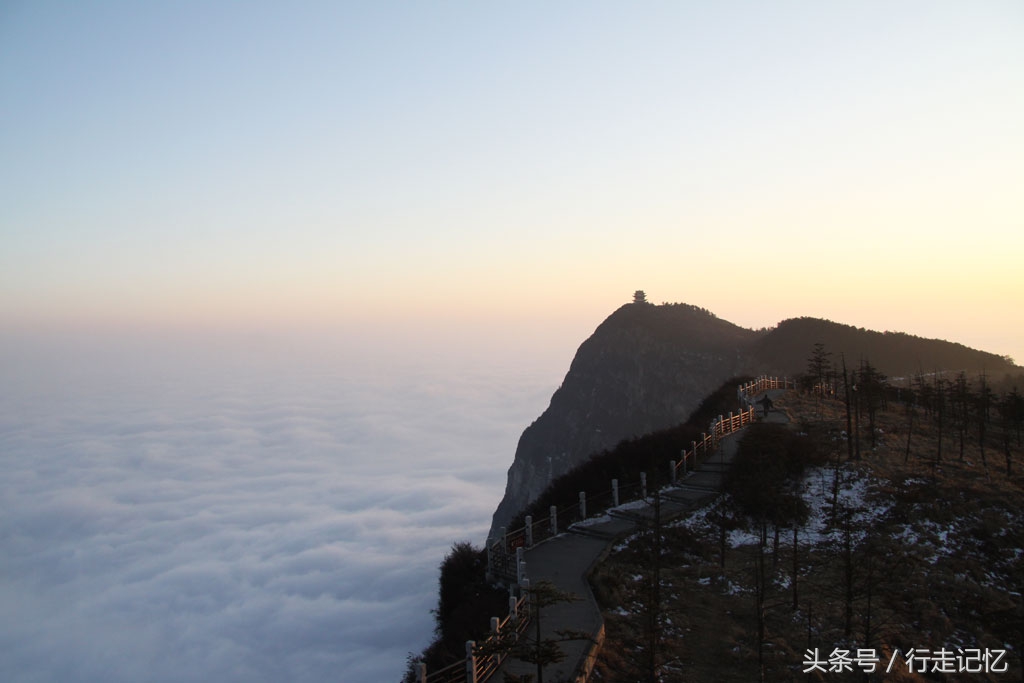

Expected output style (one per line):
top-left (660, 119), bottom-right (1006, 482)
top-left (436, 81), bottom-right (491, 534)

top-left (488, 302), bottom-right (757, 539)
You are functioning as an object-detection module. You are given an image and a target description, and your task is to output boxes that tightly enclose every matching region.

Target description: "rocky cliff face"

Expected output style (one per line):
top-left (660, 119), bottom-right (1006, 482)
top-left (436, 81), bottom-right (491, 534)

top-left (488, 302), bottom-right (757, 539)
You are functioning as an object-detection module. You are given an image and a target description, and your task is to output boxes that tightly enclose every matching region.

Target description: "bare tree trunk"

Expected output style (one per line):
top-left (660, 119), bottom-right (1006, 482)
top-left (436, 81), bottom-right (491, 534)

top-left (863, 549), bottom-right (874, 647)
top-left (843, 509), bottom-right (854, 638)
top-left (977, 373), bottom-right (994, 474)
top-left (773, 524), bottom-right (780, 570)
top-left (644, 493), bottom-right (663, 683)
top-left (904, 399), bottom-right (914, 464)
top-left (535, 594), bottom-right (543, 683)
top-left (755, 521), bottom-right (767, 683)
top-left (935, 374), bottom-right (944, 467)
top-left (806, 601), bottom-right (814, 649)
top-left (831, 449), bottom-right (842, 526)
top-left (718, 510), bottom-right (727, 569)
top-left (1004, 430), bottom-right (1012, 477)
top-left (792, 524), bottom-right (799, 611)
top-left (853, 373), bottom-right (861, 462)
top-left (843, 355), bottom-right (854, 462)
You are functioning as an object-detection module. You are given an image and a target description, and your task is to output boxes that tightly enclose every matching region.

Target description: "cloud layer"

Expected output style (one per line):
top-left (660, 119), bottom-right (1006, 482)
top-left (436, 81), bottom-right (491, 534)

top-left (0, 335), bottom-right (554, 682)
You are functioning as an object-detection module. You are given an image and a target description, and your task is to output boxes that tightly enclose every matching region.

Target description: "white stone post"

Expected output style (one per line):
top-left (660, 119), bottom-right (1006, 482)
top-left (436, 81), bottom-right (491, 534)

top-left (612, 478), bottom-right (619, 507)
top-left (516, 547), bottom-right (525, 585)
top-left (509, 595), bottom-right (518, 622)
top-left (417, 661), bottom-right (426, 683)
top-left (466, 641), bottom-right (477, 683)
top-left (491, 616), bottom-right (500, 635)
top-left (550, 506), bottom-right (558, 536)
top-left (525, 515), bottom-right (533, 548)
top-left (579, 491), bottom-right (586, 520)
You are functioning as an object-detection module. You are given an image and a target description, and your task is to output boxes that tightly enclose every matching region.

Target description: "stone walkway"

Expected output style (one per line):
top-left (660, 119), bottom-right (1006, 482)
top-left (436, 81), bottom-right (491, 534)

top-left (495, 391), bottom-right (789, 682)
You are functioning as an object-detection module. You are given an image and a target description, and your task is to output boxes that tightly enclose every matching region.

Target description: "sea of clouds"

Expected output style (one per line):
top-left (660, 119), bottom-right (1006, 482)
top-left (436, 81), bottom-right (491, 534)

top-left (0, 328), bottom-right (562, 682)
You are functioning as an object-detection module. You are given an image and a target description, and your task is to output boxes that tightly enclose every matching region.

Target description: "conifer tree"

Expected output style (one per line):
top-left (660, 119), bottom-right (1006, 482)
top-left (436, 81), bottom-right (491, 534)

top-left (476, 580), bottom-right (586, 683)
top-left (951, 372), bottom-right (973, 462)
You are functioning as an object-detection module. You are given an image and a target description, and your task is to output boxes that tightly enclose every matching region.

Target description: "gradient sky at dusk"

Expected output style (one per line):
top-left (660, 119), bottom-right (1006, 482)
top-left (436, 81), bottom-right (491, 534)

top-left (2, 5), bottom-right (1023, 682)
top-left (2, 1), bottom-right (1022, 359)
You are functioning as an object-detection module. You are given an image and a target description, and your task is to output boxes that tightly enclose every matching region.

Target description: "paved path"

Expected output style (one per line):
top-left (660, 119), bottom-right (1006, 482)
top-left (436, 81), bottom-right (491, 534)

top-left (495, 391), bottom-right (789, 682)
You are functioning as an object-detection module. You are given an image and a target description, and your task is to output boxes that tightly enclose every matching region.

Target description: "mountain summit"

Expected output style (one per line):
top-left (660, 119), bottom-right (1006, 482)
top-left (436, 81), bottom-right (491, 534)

top-left (488, 301), bottom-right (1019, 540)
top-left (489, 302), bottom-right (756, 537)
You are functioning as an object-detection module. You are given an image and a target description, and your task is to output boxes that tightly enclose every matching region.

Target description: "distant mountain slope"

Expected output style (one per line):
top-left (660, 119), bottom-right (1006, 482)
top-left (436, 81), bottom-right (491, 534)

top-left (751, 317), bottom-right (1018, 380)
top-left (488, 304), bottom-right (1021, 540)
top-left (488, 302), bottom-right (757, 538)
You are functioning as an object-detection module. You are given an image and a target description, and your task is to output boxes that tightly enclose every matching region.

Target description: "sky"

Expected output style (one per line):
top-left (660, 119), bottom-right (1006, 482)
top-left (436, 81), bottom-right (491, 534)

top-left (1, 3), bottom-right (1023, 682)
top-left (1, 0), bottom-right (1022, 362)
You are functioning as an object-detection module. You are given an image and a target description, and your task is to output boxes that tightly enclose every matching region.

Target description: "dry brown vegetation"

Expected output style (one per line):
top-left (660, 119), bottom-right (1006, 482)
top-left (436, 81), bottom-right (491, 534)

top-left (590, 391), bottom-right (1024, 682)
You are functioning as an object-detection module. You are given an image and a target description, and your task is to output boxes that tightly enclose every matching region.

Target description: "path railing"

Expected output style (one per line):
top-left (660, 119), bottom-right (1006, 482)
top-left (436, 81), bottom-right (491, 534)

top-left (738, 375), bottom-right (797, 400)
top-left (488, 376), bottom-right (794, 583)
top-left (444, 376), bottom-right (794, 682)
top-left (670, 406), bottom-right (755, 480)
top-left (417, 592), bottom-right (531, 683)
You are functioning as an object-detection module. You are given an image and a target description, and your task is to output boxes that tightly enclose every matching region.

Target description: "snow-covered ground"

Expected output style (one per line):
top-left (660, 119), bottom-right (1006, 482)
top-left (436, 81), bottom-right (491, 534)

top-left (669, 463), bottom-right (894, 550)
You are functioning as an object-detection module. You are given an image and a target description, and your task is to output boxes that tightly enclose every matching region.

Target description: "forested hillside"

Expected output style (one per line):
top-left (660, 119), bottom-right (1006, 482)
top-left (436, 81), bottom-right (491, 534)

top-left (591, 389), bottom-right (1024, 681)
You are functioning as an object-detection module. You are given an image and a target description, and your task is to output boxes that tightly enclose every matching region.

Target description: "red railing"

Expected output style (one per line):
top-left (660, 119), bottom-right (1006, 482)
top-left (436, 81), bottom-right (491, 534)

top-left (420, 594), bottom-right (530, 683)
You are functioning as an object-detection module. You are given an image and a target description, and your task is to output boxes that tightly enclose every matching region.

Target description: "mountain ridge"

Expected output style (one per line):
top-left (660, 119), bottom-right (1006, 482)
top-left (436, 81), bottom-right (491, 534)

top-left (488, 301), bottom-right (1020, 539)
